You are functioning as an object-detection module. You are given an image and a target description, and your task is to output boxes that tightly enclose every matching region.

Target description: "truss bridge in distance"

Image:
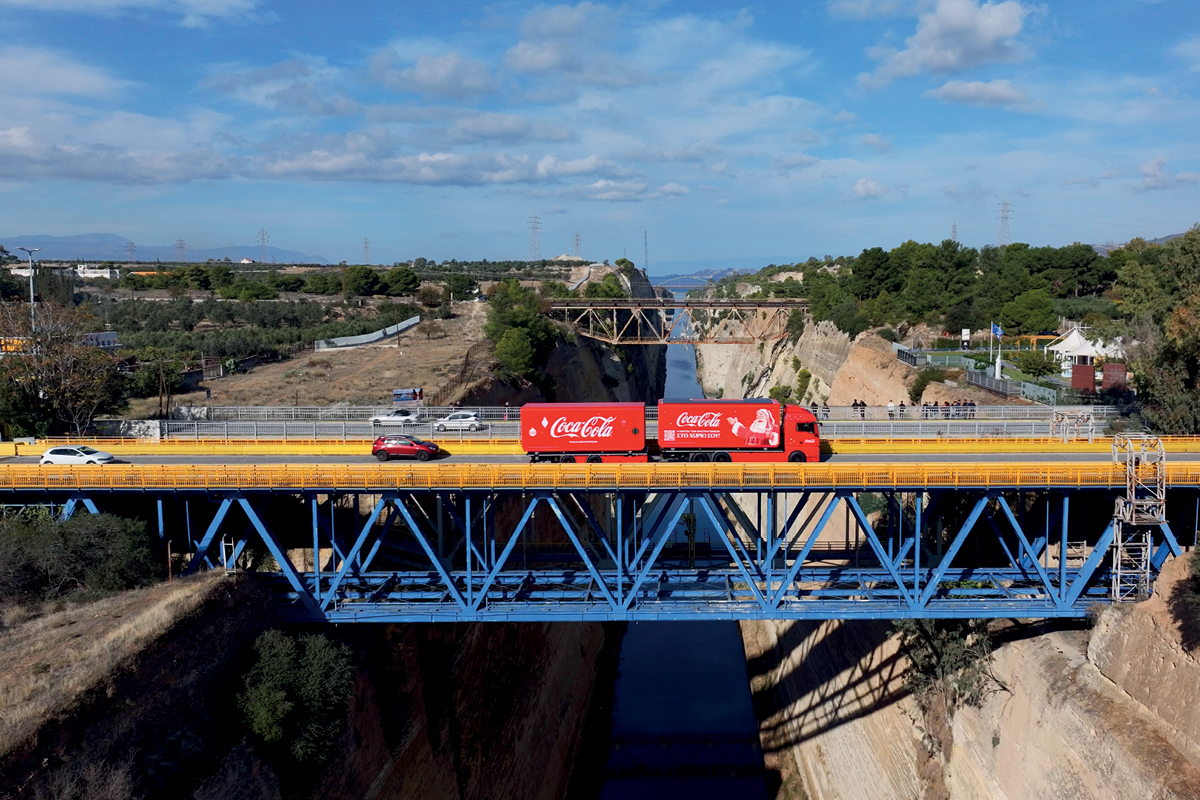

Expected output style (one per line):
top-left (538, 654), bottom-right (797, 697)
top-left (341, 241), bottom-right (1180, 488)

top-left (549, 298), bottom-right (809, 345)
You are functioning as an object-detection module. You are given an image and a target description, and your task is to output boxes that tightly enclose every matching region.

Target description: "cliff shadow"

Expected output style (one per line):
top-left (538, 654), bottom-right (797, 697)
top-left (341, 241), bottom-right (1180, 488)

top-left (1166, 550), bottom-right (1200, 652)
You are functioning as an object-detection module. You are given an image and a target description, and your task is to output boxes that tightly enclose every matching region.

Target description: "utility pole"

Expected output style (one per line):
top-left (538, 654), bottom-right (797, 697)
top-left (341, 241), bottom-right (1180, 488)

top-left (573, 232), bottom-right (581, 259)
top-left (362, 237), bottom-right (371, 264)
top-left (528, 216), bottom-right (542, 261)
top-left (175, 238), bottom-right (186, 263)
top-left (16, 247), bottom-right (39, 332)
top-left (258, 228), bottom-right (269, 264)
top-left (997, 201), bottom-right (1012, 247)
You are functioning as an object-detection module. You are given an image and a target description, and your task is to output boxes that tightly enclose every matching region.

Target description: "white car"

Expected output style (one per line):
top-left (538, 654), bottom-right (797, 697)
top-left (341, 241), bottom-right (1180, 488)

top-left (41, 445), bottom-right (115, 465)
top-left (370, 409), bottom-right (421, 425)
top-left (434, 411), bottom-right (483, 432)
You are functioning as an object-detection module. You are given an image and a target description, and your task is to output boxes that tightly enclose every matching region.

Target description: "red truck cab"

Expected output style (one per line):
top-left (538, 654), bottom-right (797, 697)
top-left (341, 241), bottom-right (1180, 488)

top-left (656, 399), bottom-right (820, 463)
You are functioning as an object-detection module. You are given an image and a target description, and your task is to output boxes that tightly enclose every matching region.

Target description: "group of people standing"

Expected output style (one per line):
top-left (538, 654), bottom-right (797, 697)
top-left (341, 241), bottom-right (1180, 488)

top-left (841, 399), bottom-right (978, 420)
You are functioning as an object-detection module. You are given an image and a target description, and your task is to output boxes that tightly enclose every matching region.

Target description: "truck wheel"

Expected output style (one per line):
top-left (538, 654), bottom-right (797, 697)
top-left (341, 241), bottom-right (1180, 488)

top-left (788, 451), bottom-right (807, 463)
top-left (375, 451), bottom-right (389, 462)
top-left (690, 452), bottom-right (710, 462)
top-left (559, 455), bottom-right (576, 463)
top-left (587, 455), bottom-right (602, 463)
top-left (713, 452), bottom-right (731, 462)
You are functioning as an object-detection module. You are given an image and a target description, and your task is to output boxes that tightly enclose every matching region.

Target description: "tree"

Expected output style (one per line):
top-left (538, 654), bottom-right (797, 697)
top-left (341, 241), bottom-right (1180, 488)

top-left (1013, 350), bottom-right (1060, 383)
top-left (0, 302), bottom-right (126, 436)
top-left (342, 265), bottom-right (380, 297)
top-left (419, 321), bottom-right (446, 340)
top-left (494, 328), bottom-right (535, 376)
top-left (999, 289), bottom-right (1057, 335)
top-left (443, 273), bottom-right (477, 301)
top-left (415, 285), bottom-right (443, 307)
top-left (583, 273), bottom-right (626, 298)
top-left (382, 266), bottom-right (420, 297)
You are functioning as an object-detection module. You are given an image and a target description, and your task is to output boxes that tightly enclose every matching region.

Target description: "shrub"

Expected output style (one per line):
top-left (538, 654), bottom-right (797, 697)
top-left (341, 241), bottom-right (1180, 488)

top-left (795, 368), bottom-right (812, 400)
top-left (495, 328), bottom-right (535, 377)
top-left (908, 367), bottom-right (947, 404)
top-left (877, 328), bottom-right (898, 343)
top-left (786, 309), bottom-right (805, 343)
top-left (239, 630), bottom-right (355, 763)
top-left (768, 385), bottom-right (792, 403)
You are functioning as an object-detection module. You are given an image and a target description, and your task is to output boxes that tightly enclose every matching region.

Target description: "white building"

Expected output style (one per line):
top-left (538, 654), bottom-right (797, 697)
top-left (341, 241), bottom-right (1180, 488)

top-left (1045, 328), bottom-right (1124, 368)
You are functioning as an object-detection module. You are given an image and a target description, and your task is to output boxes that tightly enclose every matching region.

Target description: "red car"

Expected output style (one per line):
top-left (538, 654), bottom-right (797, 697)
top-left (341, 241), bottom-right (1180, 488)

top-left (372, 435), bottom-right (439, 462)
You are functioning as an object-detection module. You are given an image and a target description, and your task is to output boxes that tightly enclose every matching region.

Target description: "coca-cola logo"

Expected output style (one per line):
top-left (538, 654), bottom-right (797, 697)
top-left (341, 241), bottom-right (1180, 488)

top-left (675, 411), bottom-right (721, 428)
top-left (549, 415), bottom-right (616, 439)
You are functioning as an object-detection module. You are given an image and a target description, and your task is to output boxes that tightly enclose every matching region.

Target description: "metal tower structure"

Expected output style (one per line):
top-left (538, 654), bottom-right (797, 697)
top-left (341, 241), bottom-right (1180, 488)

top-left (997, 202), bottom-right (1012, 247)
top-left (528, 215), bottom-right (542, 261)
top-left (951, 222), bottom-right (958, 242)
top-left (573, 232), bottom-right (581, 259)
top-left (362, 237), bottom-right (371, 265)
top-left (175, 238), bottom-right (186, 263)
top-left (257, 228), bottom-right (269, 264)
top-left (1111, 434), bottom-right (1166, 601)
top-left (125, 240), bottom-right (136, 261)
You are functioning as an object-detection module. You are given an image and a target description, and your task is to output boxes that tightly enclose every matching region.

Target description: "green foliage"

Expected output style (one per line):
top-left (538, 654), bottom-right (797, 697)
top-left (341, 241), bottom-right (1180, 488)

top-left (0, 513), bottom-right (159, 603)
top-left (791, 356), bottom-right (801, 372)
top-left (302, 273), bottom-right (342, 295)
top-left (614, 257), bottom-right (636, 276)
top-left (795, 368), bottom-right (812, 400)
top-left (341, 265), bottom-right (380, 297)
top-left (1012, 349), bottom-right (1060, 382)
top-left (382, 266), bottom-right (420, 297)
top-left (582, 273), bottom-right (626, 298)
top-left (494, 328), bottom-right (535, 376)
top-left (785, 309), bottom-right (805, 343)
top-left (442, 273), bottom-right (478, 301)
top-left (829, 301), bottom-right (870, 338)
top-left (767, 385), bottom-right (792, 403)
top-left (999, 289), bottom-right (1058, 335)
top-left (876, 327), bottom-right (898, 342)
top-left (483, 279), bottom-right (556, 370)
top-left (908, 367), bottom-right (946, 404)
top-left (892, 618), bottom-right (994, 710)
top-left (238, 630), bottom-right (355, 763)
top-left (539, 280), bottom-right (574, 298)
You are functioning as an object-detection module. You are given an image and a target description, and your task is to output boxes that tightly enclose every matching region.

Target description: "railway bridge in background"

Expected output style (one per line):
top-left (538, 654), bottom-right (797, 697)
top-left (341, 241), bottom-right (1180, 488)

top-left (6, 435), bottom-right (1192, 624)
top-left (549, 298), bottom-right (808, 344)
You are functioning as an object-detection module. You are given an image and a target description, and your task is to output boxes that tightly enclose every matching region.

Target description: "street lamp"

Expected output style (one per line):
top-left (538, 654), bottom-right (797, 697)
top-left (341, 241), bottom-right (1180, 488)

top-left (16, 247), bottom-right (39, 331)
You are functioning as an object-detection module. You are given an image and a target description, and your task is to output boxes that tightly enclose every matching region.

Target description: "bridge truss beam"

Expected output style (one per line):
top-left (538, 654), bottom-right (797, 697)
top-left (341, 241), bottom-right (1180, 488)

top-left (50, 484), bottom-right (1184, 622)
top-left (550, 299), bottom-right (807, 345)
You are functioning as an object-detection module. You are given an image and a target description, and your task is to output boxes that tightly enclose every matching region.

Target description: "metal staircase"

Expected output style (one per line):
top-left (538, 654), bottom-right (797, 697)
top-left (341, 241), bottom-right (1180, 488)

top-left (1111, 434), bottom-right (1166, 602)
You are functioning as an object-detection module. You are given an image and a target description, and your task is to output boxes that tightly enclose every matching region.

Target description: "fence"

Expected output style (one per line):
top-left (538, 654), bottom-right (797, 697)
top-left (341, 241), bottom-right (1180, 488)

top-left (425, 340), bottom-right (495, 407)
top-left (965, 370), bottom-right (1022, 398)
top-left (313, 315), bottom-right (420, 351)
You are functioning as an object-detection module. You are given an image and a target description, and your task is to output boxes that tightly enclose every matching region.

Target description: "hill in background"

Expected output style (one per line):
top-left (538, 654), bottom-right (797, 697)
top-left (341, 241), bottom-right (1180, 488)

top-left (0, 233), bottom-right (328, 264)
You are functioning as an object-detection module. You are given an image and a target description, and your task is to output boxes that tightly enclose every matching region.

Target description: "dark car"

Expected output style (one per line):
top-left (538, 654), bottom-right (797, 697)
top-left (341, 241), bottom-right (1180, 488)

top-left (372, 435), bottom-right (439, 462)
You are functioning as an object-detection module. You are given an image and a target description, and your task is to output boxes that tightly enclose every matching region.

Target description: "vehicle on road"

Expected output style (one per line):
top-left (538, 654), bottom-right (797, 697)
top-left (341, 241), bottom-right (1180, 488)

top-left (434, 411), bottom-right (482, 432)
top-left (41, 445), bottom-right (116, 465)
top-left (371, 435), bottom-right (439, 462)
top-left (370, 408), bottom-right (421, 425)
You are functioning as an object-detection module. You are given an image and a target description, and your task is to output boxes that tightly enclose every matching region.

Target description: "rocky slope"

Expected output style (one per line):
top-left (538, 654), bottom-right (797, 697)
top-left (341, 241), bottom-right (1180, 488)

top-left (740, 557), bottom-right (1200, 800)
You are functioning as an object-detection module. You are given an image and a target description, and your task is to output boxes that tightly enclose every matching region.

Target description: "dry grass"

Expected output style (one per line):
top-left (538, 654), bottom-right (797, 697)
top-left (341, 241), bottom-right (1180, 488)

top-left (0, 574), bottom-right (225, 755)
top-left (122, 300), bottom-right (490, 414)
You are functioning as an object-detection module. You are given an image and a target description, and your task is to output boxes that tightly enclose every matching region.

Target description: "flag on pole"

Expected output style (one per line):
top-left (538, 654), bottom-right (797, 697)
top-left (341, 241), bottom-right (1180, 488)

top-left (991, 322), bottom-right (1004, 339)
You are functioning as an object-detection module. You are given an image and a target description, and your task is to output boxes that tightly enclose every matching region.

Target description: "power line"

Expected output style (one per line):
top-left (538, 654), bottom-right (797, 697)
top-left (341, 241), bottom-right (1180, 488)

top-left (175, 238), bottom-right (186, 263)
top-left (573, 232), bottom-right (581, 259)
top-left (258, 228), bottom-right (269, 264)
top-left (528, 215), bottom-right (542, 261)
top-left (997, 201), bottom-right (1012, 247)
top-left (362, 237), bottom-right (371, 265)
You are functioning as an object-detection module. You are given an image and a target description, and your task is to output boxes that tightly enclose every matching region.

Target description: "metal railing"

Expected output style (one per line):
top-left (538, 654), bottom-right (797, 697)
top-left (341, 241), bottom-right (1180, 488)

top-left (965, 370), bottom-right (1022, 397)
top-left (177, 403), bottom-right (1120, 423)
top-left (162, 421), bottom-right (522, 441)
top-left (4, 462), bottom-right (1196, 491)
top-left (819, 420), bottom-right (1053, 438)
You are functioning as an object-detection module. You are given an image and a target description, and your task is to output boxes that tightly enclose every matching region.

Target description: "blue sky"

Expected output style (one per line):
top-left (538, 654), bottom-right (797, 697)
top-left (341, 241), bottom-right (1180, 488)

top-left (1, 0), bottom-right (1198, 270)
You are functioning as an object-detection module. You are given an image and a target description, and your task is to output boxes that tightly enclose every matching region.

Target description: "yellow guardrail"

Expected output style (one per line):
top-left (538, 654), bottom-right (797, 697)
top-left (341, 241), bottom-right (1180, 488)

top-left (2, 462), bottom-right (1198, 491)
top-left (825, 437), bottom-right (1200, 454)
top-left (17, 439), bottom-right (525, 456)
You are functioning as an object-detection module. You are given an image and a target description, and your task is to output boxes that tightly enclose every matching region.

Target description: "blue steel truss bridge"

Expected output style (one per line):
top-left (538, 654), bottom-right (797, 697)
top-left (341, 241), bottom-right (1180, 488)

top-left (6, 438), bottom-right (1194, 624)
top-left (549, 298), bottom-right (808, 345)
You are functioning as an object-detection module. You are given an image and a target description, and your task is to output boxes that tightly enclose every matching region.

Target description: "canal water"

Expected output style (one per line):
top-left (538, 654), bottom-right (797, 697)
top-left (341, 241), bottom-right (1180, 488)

top-left (597, 334), bottom-right (767, 798)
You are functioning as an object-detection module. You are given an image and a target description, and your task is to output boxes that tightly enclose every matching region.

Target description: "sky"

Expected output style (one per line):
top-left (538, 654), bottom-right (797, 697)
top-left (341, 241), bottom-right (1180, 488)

top-left (1, 0), bottom-right (1198, 271)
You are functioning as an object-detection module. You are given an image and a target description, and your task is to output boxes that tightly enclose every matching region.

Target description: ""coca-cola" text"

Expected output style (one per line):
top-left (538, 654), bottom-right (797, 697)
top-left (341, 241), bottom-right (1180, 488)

top-left (674, 411), bottom-right (721, 428)
top-left (549, 416), bottom-right (616, 439)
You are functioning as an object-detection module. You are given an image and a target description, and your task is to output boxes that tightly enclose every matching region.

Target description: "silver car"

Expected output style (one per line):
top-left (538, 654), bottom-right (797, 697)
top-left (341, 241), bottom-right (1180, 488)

top-left (434, 411), bottom-right (482, 432)
top-left (41, 445), bottom-right (115, 465)
top-left (369, 408), bottom-right (421, 425)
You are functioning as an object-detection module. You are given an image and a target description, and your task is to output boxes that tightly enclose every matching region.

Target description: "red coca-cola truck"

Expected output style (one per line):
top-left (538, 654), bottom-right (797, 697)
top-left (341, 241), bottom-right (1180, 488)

top-left (520, 402), bottom-right (648, 463)
top-left (657, 399), bottom-right (820, 462)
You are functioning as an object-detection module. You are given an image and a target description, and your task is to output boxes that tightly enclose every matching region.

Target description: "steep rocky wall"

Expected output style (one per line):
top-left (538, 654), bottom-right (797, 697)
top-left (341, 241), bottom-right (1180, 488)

top-left (694, 321), bottom-right (853, 402)
top-left (741, 588), bottom-right (1200, 800)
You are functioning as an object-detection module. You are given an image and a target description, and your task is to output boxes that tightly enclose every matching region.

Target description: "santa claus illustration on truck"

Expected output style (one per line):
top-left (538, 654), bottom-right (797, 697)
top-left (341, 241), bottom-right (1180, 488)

top-left (727, 408), bottom-right (780, 447)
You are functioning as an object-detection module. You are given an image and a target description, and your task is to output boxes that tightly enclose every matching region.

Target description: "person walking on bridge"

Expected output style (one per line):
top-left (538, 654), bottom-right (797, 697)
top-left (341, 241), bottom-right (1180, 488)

top-left (887, 400), bottom-right (895, 420)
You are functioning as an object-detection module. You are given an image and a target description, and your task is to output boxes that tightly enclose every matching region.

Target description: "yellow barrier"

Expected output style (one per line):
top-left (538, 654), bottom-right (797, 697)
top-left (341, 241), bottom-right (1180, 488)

top-left (1, 462), bottom-right (1198, 491)
top-left (17, 439), bottom-right (525, 457)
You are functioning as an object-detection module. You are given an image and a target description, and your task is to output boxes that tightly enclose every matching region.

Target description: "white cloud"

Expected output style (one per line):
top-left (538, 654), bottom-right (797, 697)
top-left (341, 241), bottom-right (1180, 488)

top-left (564, 179), bottom-right (648, 201)
top-left (833, 110), bottom-right (858, 123)
top-left (1174, 36), bottom-right (1200, 71)
top-left (206, 59), bottom-right (359, 116)
top-left (1178, 172), bottom-right (1200, 184)
top-left (1137, 155), bottom-right (1169, 191)
top-left (369, 51), bottom-right (495, 98)
top-left (925, 78), bottom-right (1025, 106)
top-left (0, 0), bottom-right (260, 25)
top-left (655, 182), bottom-right (689, 197)
top-left (862, 133), bottom-right (892, 152)
top-left (504, 3), bottom-right (644, 88)
top-left (0, 47), bottom-right (127, 96)
top-left (853, 177), bottom-right (888, 197)
top-left (860, 0), bottom-right (1030, 89)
